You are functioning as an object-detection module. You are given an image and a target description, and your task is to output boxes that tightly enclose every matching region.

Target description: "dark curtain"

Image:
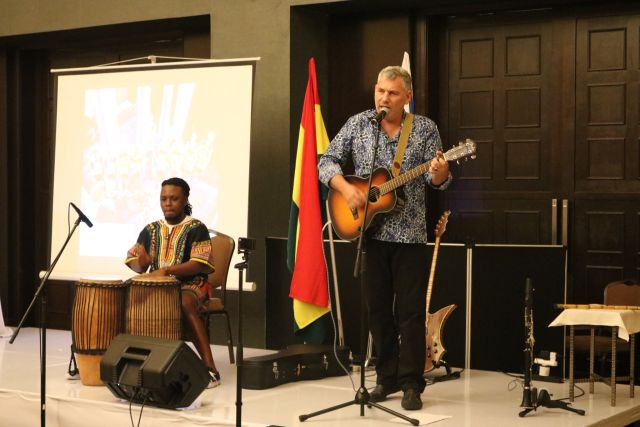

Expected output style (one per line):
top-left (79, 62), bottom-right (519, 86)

top-left (0, 49), bottom-right (8, 324)
top-left (0, 48), bottom-right (52, 327)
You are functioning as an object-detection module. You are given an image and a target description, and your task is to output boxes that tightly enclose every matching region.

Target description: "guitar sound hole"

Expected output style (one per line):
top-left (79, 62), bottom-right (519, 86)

top-left (368, 187), bottom-right (380, 202)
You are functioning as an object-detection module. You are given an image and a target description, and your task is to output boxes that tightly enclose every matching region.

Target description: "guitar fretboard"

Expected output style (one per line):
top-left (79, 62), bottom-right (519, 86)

top-left (378, 163), bottom-right (431, 195)
top-left (375, 143), bottom-right (473, 196)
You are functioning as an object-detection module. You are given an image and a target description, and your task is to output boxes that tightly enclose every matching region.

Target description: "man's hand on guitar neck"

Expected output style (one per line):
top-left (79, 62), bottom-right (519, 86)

top-left (429, 150), bottom-right (450, 186)
top-left (329, 174), bottom-right (366, 218)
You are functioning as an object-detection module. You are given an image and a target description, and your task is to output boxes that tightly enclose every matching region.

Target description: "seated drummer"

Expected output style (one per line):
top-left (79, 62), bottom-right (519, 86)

top-left (125, 177), bottom-right (220, 387)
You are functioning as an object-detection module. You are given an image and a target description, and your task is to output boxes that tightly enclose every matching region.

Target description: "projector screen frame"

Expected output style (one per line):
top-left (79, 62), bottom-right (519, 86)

top-left (48, 57), bottom-right (259, 287)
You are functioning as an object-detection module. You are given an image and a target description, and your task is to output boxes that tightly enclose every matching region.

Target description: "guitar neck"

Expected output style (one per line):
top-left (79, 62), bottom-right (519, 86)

top-left (378, 162), bottom-right (430, 195)
top-left (375, 142), bottom-right (474, 196)
top-left (425, 235), bottom-right (441, 313)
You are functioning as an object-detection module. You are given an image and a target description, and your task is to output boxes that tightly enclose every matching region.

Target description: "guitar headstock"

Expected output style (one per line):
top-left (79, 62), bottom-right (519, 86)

top-left (443, 138), bottom-right (477, 164)
top-left (434, 210), bottom-right (451, 238)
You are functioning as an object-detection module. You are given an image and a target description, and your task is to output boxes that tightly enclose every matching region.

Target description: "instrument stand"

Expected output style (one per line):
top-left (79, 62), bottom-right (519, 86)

top-left (9, 218), bottom-right (83, 427)
top-left (425, 360), bottom-right (461, 385)
top-left (519, 389), bottom-right (585, 417)
top-left (299, 119), bottom-right (419, 426)
top-left (519, 278), bottom-right (585, 418)
top-left (234, 239), bottom-right (254, 427)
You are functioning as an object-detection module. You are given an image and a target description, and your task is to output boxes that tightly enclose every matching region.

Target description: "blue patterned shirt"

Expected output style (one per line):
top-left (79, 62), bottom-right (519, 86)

top-left (318, 109), bottom-right (451, 244)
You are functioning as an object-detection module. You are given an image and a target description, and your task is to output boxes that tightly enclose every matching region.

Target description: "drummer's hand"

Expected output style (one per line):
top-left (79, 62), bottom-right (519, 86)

top-left (138, 248), bottom-right (152, 269)
top-left (148, 267), bottom-right (169, 277)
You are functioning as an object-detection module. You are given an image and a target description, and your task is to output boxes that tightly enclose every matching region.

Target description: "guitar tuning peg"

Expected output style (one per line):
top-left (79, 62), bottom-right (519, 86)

top-left (471, 155), bottom-right (477, 160)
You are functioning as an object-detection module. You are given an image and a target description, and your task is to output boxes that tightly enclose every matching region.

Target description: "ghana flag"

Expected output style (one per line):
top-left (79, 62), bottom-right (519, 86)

top-left (287, 58), bottom-right (331, 343)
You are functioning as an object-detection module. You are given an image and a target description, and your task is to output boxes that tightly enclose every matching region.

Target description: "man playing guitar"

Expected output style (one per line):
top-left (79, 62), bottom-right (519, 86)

top-left (318, 65), bottom-right (451, 410)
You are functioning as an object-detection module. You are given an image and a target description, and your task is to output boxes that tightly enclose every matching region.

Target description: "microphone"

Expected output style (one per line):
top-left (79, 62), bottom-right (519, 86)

top-left (370, 107), bottom-right (389, 125)
top-left (70, 202), bottom-right (93, 228)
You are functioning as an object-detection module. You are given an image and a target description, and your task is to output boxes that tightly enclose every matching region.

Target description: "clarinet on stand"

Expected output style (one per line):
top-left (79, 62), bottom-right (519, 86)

top-left (520, 278), bottom-right (537, 414)
top-left (519, 278), bottom-right (585, 417)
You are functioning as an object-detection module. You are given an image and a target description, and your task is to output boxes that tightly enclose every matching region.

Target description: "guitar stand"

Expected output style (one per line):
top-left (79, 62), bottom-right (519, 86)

top-left (425, 360), bottom-right (461, 385)
top-left (518, 389), bottom-right (585, 417)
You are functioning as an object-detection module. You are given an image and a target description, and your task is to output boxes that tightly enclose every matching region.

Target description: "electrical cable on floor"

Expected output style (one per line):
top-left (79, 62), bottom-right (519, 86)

top-left (321, 224), bottom-right (357, 392)
top-left (129, 388), bottom-right (140, 427)
top-left (136, 393), bottom-right (149, 427)
top-left (128, 387), bottom-right (149, 427)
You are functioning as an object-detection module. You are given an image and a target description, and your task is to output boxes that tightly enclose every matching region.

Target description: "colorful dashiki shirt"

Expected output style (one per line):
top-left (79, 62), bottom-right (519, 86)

top-left (125, 216), bottom-right (214, 297)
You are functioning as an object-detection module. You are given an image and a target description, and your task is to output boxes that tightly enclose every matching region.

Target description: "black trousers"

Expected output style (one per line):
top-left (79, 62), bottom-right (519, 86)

top-left (364, 239), bottom-right (428, 392)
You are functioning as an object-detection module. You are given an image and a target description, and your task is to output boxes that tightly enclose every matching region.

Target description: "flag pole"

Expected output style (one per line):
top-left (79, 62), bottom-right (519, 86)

top-left (324, 200), bottom-right (344, 346)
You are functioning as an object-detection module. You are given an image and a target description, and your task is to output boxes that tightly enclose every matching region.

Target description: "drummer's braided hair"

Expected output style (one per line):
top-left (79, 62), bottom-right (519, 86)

top-left (162, 177), bottom-right (193, 216)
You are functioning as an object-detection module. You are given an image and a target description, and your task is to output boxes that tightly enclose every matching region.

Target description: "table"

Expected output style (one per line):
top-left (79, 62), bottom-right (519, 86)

top-left (549, 308), bottom-right (640, 406)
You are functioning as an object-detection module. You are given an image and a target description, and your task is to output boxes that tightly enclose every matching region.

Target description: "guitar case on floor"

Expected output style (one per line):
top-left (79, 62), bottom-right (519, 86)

top-left (241, 344), bottom-right (350, 390)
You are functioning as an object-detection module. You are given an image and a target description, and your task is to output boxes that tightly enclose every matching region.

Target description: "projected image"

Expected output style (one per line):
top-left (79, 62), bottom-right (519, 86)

top-left (51, 62), bottom-right (254, 279)
top-left (79, 84), bottom-right (218, 257)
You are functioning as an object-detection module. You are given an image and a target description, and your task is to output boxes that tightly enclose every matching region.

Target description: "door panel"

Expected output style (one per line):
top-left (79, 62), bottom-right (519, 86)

top-left (446, 196), bottom-right (552, 244)
top-left (572, 198), bottom-right (640, 302)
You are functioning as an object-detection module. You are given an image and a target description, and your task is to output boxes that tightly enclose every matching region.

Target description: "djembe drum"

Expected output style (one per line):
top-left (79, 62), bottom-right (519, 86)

top-left (125, 275), bottom-right (182, 340)
top-left (71, 279), bottom-right (126, 386)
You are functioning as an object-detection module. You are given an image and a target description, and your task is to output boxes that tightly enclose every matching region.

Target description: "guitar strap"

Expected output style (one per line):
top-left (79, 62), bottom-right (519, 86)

top-left (391, 113), bottom-right (414, 178)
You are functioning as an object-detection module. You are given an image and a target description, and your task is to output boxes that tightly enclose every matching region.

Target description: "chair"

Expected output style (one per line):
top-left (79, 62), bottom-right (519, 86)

top-left (570, 280), bottom-right (640, 376)
top-left (201, 229), bottom-right (236, 364)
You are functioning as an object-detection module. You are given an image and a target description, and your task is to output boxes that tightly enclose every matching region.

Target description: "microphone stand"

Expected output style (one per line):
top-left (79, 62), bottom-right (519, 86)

top-left (9, 217), bottom-right (83, 427)
top-left (519, 278), bottom-right (585, 417)
top-left (234, 242), bottom-right (253, 427)
top-left (300, 117), bottom-right (419, 426)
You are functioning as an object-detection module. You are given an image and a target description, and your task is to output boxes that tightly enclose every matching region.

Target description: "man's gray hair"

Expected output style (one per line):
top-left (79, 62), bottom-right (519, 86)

top-left (378, 66), bottom-right (412, 91)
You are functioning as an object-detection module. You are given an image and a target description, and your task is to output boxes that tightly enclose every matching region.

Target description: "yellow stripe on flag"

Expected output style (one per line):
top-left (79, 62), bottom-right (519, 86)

top-left (293, 299), bottom-right (330, 330)
top-left (314, 105), bottom-right (330, 154)
top-left (291, 126), bottom-right (306, 207)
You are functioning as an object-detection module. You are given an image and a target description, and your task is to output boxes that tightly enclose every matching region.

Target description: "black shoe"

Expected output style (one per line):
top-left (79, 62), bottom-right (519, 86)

top-left (401, 389), bottom-right (422, 410)
top-left (369, 384), bottom-right (399, 402)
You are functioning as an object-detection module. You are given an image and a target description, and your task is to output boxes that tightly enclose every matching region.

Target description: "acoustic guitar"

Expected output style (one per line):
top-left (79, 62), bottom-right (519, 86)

top-left (327, 139), bottom-right (476, 241)
top-left (424, 210), bottom-right (457, 373)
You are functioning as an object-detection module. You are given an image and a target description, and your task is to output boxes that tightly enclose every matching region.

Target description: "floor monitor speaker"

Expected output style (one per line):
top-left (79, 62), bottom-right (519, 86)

top-left (100, 333), bottom-right (208, 409)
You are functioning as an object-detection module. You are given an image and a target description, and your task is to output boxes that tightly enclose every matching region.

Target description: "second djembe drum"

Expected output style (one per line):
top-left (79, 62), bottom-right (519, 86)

top-left (125, 275), bottom-right (181, 340)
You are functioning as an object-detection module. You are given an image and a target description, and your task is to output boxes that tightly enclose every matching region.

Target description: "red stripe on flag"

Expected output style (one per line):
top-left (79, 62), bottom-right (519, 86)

top-left (289, 58), bottom-right (329, 308)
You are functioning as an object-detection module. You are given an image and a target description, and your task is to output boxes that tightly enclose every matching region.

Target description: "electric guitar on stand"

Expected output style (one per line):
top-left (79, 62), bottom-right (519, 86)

top-left (327, 139), bottom-right (476, 241)
top-left (424, 211), bottom-right (458, 376)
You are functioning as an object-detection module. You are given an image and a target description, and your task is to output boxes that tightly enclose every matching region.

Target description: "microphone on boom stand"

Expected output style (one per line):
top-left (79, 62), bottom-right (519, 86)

top-left (518, 278), bottom-right (585, 418)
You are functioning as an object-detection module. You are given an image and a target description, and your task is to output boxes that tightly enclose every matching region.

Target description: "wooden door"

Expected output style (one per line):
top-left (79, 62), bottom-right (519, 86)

top-left (572, 15), bottom-right (640, 302)
top-left (442, 11), bottom-right (640, 302)
top-left (443, 18), bottom-right (558, 245)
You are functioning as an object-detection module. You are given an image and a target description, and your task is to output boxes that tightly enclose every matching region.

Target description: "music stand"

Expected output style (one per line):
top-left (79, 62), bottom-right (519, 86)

top-left (299, 117), bottom-right (419, 426)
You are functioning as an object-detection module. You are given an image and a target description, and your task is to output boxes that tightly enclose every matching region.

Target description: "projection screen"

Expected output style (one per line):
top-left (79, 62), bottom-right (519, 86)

top-left (49, 58), bottom-right (256, 284)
